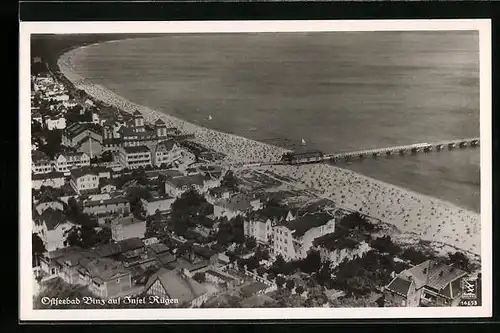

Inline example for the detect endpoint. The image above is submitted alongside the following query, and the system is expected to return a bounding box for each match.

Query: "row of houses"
[38,238,228,306]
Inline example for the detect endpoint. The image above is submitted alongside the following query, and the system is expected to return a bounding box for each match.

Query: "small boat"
[301,138,306,146]
[208,115,212,121]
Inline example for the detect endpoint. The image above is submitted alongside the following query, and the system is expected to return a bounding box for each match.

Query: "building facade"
[54,152,90,174]
[118,146,152,169]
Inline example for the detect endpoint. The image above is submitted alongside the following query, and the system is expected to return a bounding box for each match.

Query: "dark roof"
[386,277,412,296]
[281,212,334,237]
[64,123,101,138]
[254,205,290,221]
[122,145,151,154]
[156,140,175,152]
[165,175,204,188]
[145,268,206,304]
[32,172,65,181]
[32,150,50,162]
[192,245,216,259]
[156,253,177,266]
[155,119,166,126]
[70,167,98,179]
[37,208,69,230]
[208,186,230,195]
[37,189,63,204]
[147,243,170,255]
[117,237,144,251]
[133,110,142,116]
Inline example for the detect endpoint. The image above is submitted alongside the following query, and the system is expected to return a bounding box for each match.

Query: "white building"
[140,196,176,216]
[32,150,53,174]
[33,208,75,252]
[213,194,263,220]
[55,152,90,174]
[318,241,372,267]
[32,172,65,190]
[271,212,336,261]
[164,174,205,198]
[44,115,66,131]
[154,140,184,167]
[118,145,152,169]
[70,168,100,195]
[83,195,130,216]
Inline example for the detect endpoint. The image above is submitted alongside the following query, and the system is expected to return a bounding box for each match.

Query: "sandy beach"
[57,46,481,257]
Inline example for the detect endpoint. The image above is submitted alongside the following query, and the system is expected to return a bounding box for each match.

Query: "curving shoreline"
[57,45,481,256]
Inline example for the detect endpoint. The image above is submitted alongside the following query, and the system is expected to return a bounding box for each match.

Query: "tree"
[126,186,152,218]
[400,248,429,265]
[295,285,305,296]
[230,216,245,244]
[281,152,294,163]
[285,279,295,291]
[298,250,322,274]
[245,236,257,250]
[65,225,107,249]
[221,170,239,192]
[370,236,401,256]
[276,276,286,288]
[448,251,470,272]
[32,233,46,267]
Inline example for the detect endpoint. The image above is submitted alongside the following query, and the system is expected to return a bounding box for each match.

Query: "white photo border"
[19,19,492,321]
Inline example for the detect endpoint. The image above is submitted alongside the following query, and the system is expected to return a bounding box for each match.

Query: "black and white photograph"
[19,20,492,320]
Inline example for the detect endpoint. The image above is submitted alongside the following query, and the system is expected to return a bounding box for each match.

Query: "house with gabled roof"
[31,150,53,174]
[33,208,75,252]
[78,257,132,298]
[271,212,336,261]
[144,268,208,307]
[32,172,66,190]
[54,151,90,174]
[62,123,103,158]
[70,167,99,195]
[384,259,469,307]
[34,189,65,215]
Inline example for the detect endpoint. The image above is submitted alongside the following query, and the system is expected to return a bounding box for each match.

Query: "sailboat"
[301,138,306,146]
[208,115,213,121]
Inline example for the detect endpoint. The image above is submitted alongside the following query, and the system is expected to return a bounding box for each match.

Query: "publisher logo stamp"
[461,277,478,299]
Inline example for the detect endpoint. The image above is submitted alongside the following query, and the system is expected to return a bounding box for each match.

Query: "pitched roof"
[386,276,412,296]
[112,215,145,227]
[70,167,98,179]
[401,260,468,291]
[32,172,65,181]
[32,150,50,162]
[118,237,144,252]
[281,212,334,237]
[192,245,216,259]
[123,145,151,154]
[133,110,142,116]
[79,257,130,283]
[64,123,101,138]
[155,119,166,126]
[37,208,69,230]
[145,268,206,304]
[156,140,175,152]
